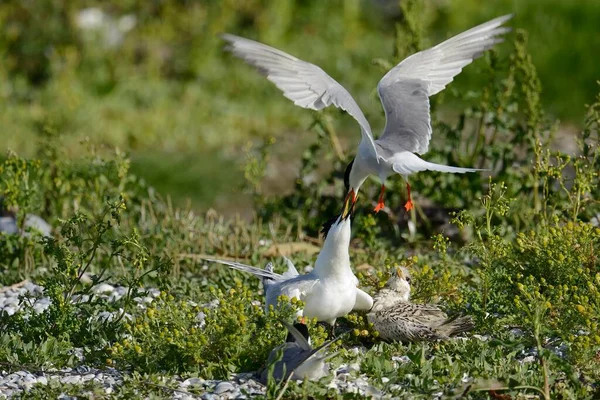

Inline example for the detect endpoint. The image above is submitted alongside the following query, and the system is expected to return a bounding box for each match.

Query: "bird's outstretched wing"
[376,15,513,155]
[222,33,378,158]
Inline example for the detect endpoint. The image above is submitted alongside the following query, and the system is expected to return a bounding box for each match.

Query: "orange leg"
[373,185,386,213]
[404,183,414,211]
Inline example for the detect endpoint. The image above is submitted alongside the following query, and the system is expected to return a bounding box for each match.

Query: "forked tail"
[392,152,489,175]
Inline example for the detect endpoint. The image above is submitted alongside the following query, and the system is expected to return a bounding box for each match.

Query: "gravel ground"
[2,281,554,399]
[0,281,388,399]
[0,281,555,399]
[0,364,388,399]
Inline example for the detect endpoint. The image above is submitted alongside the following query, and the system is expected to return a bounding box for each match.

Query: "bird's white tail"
[392,152,488,175]
[422,161,485,174]
[204,258,283,280]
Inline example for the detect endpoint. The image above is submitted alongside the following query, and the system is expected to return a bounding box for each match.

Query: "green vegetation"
[0,1,599,399]
[0,1,598,210]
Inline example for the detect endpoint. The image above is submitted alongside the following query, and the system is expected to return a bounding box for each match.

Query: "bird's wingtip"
[493,14,514,24]
[220,32,236,41]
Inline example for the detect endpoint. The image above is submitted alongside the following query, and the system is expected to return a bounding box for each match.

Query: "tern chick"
[259,321,339,384]
[368,267,474,342]
[206,216,373,325]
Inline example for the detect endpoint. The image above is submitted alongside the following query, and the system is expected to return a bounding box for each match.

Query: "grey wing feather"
[265,275,317,309]
[438,314,475,336]
[293,332,341,377]
[376,14,512,155]
[282,256,300,278]
[204,258,284,281]
[368,302,452,342]
[281,321,311,351]
[260,343,306,383]
[222,33,378,158]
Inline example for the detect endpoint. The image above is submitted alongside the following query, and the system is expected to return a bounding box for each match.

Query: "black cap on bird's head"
[343,159,354,193]
[341,158,357,220]
[285,323,310,343]
[320,213,347,239]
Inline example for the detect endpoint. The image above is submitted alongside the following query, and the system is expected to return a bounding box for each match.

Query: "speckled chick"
[367,267,474,342]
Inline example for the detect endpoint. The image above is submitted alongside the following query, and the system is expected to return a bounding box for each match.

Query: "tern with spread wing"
[205,216,373,325]
[222,15,512,215]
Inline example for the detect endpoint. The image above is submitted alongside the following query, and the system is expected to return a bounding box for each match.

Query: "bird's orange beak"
[341,189,357,220]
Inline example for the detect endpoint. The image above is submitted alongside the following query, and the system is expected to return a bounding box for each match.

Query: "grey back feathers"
[259,321,339,384]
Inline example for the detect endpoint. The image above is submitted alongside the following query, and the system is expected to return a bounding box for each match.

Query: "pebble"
[181,377,204,387]
[61,375,83,385]
[4,297,19,307]
[215,381,235,394]
[348,363,361,373]
[0,282,407,399]
[93,283,115,294]
[0,361,399,399]
[3,306,17,316]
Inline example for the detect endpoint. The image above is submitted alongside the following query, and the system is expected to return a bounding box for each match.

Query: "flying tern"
[367,267,474,342]
[205,215,373,325]
[259,321,339,384]
[222,15,512,215]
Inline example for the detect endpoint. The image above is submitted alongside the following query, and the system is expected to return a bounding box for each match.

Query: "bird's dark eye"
[405,277,411,284]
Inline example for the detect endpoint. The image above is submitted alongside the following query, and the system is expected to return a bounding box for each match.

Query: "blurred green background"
[1,0,598,214]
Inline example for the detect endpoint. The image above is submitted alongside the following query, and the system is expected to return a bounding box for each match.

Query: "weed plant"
[0,3,599,399]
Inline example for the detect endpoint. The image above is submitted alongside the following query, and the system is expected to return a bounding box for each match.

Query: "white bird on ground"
[205,215,373,326]
[222,15,512,215]
[367,267,474,342]
[259,321,339,384]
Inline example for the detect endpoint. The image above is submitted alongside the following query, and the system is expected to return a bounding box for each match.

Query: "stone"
[92,283,115,294]
[181,377,204,387]
[214,381,235,394]
[61,375,83,385]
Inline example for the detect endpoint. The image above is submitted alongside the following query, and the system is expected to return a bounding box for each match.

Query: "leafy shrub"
[0,3,598,398]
